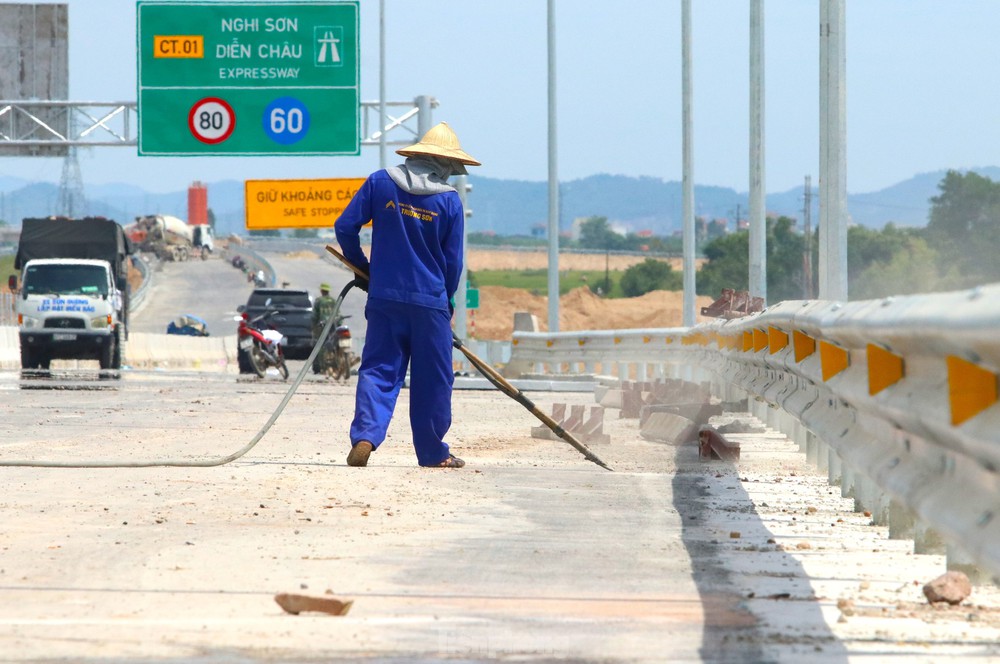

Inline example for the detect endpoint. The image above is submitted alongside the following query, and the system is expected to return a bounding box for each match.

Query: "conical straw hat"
[396,122,480,166]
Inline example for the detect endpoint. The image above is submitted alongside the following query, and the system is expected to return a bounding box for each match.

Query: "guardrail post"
[947,544,996,586]
[840,463,857,501]
[859,480,890,526]
[914,520,947,555]
[888,500,915,540]
[815,436,829,473]
[827,447,842,486]
[805,430,819,463]
[791,421,806,454]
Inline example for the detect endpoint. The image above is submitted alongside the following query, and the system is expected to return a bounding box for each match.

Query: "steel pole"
[682,0,695,327]
[831,0,848,300]
[749,0,766,304]
[415,95,432,139]
[378,0,386,168]
[819,0,847,301]
[547,0,560,332]
[454,174,469,343]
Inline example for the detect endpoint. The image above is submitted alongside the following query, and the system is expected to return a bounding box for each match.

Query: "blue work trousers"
[350,297,455,466]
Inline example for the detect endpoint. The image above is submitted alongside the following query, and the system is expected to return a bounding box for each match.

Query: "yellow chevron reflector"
[752,328,768,352]
[819,341,849,381]
[867,344,904,395]
[793,330,816,362]
[743,331,753,352]
[768,327,789,354]
[947,355,998,426]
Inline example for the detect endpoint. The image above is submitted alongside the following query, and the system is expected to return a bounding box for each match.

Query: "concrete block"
[639,412,698,445]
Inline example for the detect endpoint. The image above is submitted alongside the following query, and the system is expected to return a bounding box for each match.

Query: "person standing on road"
[334,122,479,469]
[312,282,337,341]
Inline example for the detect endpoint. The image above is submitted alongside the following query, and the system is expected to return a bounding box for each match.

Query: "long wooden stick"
[325,244,613,471]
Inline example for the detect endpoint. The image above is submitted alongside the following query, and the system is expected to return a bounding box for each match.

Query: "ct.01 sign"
[137,1,359,156]
[245,178,365,229]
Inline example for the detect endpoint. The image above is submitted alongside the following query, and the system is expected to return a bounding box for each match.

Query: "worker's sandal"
[347,441,373,467]
[435,454,465,468]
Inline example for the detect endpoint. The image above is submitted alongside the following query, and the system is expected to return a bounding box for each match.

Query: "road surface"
[1,243,998,661]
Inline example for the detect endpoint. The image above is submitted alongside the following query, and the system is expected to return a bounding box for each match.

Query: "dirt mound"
[470,285,714,340]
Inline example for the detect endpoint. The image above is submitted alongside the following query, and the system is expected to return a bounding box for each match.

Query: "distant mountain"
[1,167,993,236]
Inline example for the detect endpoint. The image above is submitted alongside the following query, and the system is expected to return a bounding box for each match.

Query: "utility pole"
[547,0,560,332]
[803,175,813,298]
[378,0,386,169]
[819,0,847,301]
[748,0,766,304]
[681,0,695,327]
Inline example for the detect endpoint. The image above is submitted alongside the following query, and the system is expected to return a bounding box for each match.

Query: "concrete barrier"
[0,325,236,372]
[125,332,236,371]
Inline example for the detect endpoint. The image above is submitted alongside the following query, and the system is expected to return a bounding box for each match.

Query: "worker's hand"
[448,296,455,317]
[352,277,369,293]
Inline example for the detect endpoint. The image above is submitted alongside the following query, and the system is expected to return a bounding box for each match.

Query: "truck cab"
[13,258,124,369]
[192,225,214,257]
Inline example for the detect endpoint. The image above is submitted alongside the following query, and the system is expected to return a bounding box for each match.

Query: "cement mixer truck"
[127,214,212,261]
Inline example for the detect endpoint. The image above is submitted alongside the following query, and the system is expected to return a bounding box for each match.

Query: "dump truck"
[9,217,132,370]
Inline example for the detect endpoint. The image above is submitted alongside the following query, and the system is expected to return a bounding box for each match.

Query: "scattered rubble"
[923,571,973,606]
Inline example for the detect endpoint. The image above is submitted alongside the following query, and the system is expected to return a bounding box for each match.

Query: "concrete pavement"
[0,366,998,662]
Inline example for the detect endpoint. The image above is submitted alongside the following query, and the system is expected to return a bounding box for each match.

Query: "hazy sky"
[2,0,999,195]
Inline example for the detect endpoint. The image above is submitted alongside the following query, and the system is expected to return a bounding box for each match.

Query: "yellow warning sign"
[244,178,366,230]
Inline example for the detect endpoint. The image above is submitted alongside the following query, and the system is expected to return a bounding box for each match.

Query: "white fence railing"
[0,291,13,327]
[510,284,1000,579]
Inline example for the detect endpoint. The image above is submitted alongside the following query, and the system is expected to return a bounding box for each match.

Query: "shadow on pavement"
[672,442,849,662]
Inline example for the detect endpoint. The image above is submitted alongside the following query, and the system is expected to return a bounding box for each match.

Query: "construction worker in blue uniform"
[335,122,479,468]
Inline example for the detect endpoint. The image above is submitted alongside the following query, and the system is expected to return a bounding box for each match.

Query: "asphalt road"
[130,241,368,345]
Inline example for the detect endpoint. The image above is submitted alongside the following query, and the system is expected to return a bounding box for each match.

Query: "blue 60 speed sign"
[188,97,236,144]
[263,97,311,146]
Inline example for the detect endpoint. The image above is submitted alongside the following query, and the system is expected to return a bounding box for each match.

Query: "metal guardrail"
[220,245,276,288]
[510,284,1000,578]
[129,253,151,315]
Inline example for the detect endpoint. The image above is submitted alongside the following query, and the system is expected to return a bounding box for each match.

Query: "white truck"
[9,217,132,371]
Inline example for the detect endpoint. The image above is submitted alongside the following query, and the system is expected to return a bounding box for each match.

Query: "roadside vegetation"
[475,169,999,303]
[0,255,14,288]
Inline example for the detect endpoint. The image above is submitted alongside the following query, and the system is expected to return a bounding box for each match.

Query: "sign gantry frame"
[0,99,432,150]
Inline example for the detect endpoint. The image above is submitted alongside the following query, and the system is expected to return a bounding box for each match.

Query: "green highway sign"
[137,1,359,156]
[466,287,479,310]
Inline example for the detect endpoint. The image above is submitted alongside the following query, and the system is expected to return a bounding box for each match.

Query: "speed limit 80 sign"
[137,1,359,156]
[188,97,235,144]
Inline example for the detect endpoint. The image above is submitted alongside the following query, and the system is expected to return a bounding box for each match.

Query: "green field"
[469,269,625,298]
[0,254,14,284]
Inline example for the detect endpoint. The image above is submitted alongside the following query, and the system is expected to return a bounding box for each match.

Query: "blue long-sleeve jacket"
[335,168,464,311]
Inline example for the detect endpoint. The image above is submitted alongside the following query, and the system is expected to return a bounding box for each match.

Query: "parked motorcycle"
[236,307,290,380]
[312,311,357,381]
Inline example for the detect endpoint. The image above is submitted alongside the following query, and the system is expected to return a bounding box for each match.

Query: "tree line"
[256,169,999,303]
[498,169,999,302]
